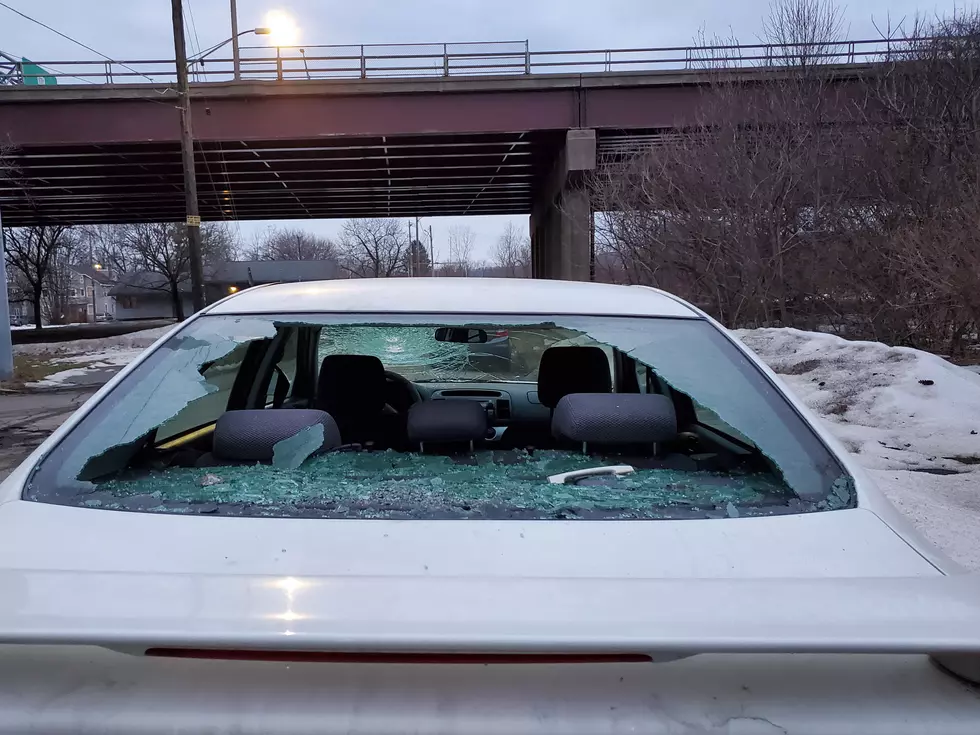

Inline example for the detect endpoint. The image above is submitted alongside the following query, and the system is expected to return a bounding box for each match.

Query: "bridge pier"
[530,129,596,281]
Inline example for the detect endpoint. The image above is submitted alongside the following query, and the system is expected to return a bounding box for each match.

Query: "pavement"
[0,387,97,482]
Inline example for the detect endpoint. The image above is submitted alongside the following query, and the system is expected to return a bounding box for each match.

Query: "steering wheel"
[384,370,423,413]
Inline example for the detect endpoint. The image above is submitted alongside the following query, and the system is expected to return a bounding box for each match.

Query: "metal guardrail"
[0,38,926,87]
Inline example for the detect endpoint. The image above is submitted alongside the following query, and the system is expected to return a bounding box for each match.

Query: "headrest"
[552,393,677,445]
[317,354,386,415]
[407,401,488,445]
[213,409,341,462]
[537,346,612,409]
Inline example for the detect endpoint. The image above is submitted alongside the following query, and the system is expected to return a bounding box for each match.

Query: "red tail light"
[493,330,509,338]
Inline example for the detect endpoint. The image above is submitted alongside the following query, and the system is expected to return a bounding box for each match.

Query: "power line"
[184,0,204,81]
[0,1,161,83]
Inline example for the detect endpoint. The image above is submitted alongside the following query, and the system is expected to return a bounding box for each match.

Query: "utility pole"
[171,0,207,313]
[415,215,421,276]
[407,220,413,276]
[429,225,434,277]
[230,0,241,81]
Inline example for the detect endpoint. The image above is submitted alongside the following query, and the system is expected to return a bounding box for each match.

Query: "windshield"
[315,325,602,383]
[26,313,851,520]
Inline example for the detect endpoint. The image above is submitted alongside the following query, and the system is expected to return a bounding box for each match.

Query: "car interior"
[108,322,774,484]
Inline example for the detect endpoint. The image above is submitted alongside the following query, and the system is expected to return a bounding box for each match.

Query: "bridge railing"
[0,37,928,87]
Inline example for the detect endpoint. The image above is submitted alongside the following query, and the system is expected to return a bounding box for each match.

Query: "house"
[209,260,338,293]
[110,260,338,321]
[65,266,116,322]
[110,272,196,322]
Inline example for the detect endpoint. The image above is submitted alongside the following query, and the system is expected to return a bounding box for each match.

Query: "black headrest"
[317,354,386,415]
[407,401,488,445]
[552,393,677,445]
[537,346,612,409]
[213,409,341,462]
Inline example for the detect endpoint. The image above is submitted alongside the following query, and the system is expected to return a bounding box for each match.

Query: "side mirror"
[435,327,488,344]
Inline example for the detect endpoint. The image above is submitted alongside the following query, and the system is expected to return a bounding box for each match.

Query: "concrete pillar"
[530,128,596,281]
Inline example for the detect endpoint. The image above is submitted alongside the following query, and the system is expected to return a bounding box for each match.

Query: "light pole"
[230,0,241,81]
[189,26,271,78]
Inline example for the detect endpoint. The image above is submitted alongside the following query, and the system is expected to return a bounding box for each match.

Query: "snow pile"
[10,322,88,331]
[14,325,176,389]
[736,328,980,473]
[13,325,174,359]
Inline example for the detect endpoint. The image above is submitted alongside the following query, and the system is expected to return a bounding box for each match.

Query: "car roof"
[206,278,701,318]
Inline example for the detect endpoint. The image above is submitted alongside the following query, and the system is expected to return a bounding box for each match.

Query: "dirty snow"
[736,328,980,472]
[13,326,174,358]
[10,322,88,331]
[737,328,980,569]
[15,326,176,389]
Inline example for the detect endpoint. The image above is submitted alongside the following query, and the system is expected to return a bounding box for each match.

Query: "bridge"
[0,39,887,280]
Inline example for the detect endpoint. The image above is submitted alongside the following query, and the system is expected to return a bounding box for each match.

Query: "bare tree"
[200,222,238,268]
[77,224,136,275]
[491,222,531,278]
[592,0,855,328]
[43,236,83,325]
[336,218,407,278]
[762,0,847,68]
[442,225,476,276]
[3,224,74,329]
[245,226,336,262]
[124,222,190,320]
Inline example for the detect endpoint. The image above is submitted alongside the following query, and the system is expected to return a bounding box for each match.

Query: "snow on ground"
[737,328,980,569]
[14,326,175,389]
[13,326,174,359]
[10,322,88,331]
[736,328,980,473]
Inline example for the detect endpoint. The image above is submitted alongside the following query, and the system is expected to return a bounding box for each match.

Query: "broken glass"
[32,317,276,496]
[272,424,325,470]
[85,450,802,520]
[26,312,850,517]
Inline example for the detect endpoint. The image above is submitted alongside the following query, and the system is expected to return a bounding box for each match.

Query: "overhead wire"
[184,0,204,81]
[0,1,163,84]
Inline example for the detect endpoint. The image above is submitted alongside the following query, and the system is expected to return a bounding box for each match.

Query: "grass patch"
[0,355,88,390]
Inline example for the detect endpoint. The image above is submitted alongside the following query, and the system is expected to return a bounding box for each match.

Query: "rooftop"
[206,278,700,318]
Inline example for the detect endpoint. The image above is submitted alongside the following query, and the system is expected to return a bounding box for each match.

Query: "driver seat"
[315,355,399,447]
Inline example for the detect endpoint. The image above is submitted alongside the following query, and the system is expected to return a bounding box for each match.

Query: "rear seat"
[198,409,341,466]
[407,400,489,452]
[551,393,677,455]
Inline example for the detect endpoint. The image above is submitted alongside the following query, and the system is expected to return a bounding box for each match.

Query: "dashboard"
[415,382,550,428]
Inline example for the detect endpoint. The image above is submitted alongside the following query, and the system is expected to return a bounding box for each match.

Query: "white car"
[1,278,978,734]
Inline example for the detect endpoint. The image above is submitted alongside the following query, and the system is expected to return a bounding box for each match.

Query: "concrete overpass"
[0,40,883,280]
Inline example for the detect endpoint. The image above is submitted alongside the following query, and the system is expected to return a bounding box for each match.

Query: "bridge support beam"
[530,129,596,281]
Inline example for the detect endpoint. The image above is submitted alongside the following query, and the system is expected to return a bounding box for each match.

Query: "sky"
[1,0,969,259]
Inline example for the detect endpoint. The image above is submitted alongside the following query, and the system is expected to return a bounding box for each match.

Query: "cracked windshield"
[26,315,849,521]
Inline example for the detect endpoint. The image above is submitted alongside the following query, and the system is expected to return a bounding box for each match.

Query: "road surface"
[0,388,97,482]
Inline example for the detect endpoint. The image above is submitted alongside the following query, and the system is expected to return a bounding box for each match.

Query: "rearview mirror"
[434,327,488,344]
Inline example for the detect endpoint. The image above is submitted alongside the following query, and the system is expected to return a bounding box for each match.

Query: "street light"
[189,26,271,79]
[263,10,300,47]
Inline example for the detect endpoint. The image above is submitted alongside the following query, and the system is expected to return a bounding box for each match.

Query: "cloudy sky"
[1,0,966,259]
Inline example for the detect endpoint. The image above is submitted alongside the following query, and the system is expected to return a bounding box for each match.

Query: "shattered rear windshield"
[25,313,852,520]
